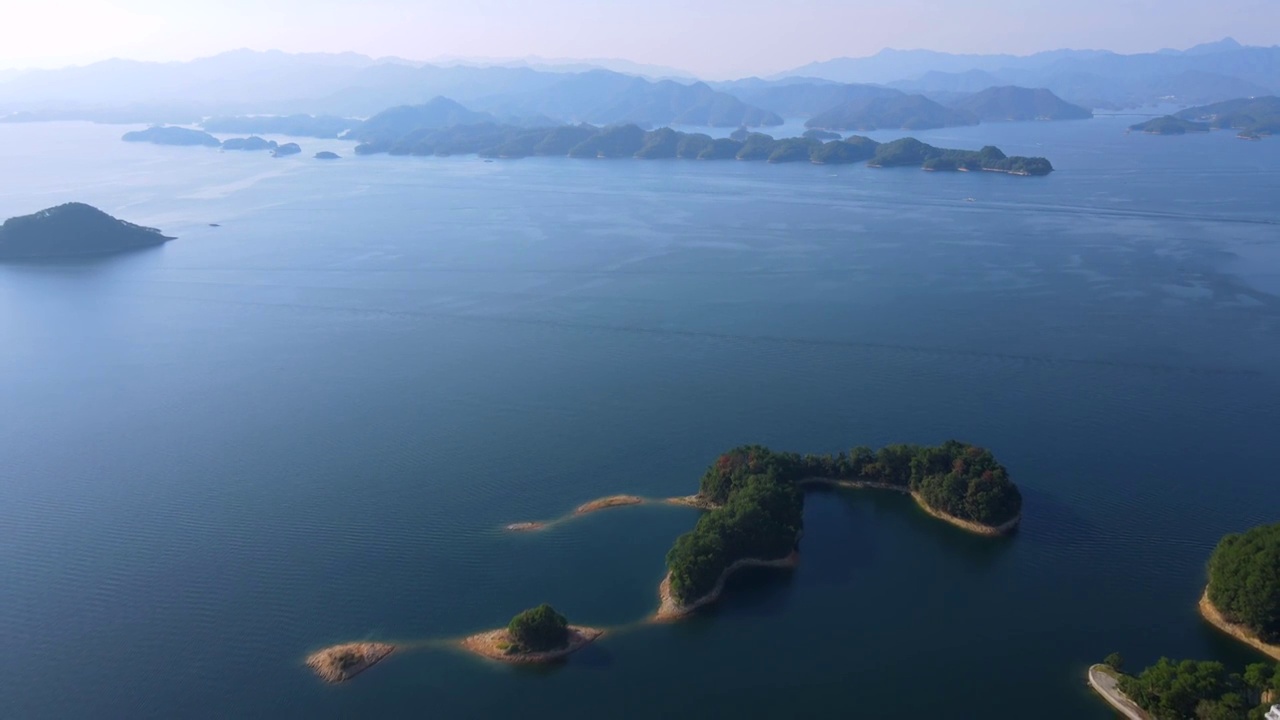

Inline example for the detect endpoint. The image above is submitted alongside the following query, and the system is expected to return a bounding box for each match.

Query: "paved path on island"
[1088,665,1150,720]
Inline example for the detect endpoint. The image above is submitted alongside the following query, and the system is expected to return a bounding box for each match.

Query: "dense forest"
[506,604,569,652]
[664,441,1022,604]
[1207,523,1280,643]
[1110,655,1280,720]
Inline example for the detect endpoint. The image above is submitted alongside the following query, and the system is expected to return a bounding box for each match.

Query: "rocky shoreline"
[653,552,800,622]
[799,477,1019,536]
[1199,590,1280,660]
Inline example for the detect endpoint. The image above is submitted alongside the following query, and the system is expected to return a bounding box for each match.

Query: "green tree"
[507,604,569,652]
[1207,523,1280,643]
[1105,652,1126,672]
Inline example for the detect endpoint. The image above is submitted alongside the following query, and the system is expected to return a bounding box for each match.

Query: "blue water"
[0,118,1277,718]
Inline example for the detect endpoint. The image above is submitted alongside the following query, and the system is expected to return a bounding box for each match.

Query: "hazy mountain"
[779,39,1280,108]
[806,94,977,131]
[949,87,1092,121]
[344,97,496,142]
[0,51,770,128]
[466,71,782,127]
[427,55,696,80]
[724,82,903,118]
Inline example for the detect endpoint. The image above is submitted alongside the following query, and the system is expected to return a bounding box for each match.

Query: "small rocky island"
[0,202,173,259]
[314,151,341,160]
[460,604,602,664]
[221,136,278,151]
[272,143,302,157]
[122,126,221,146]
[1129,116,1211,135]
[305,642,395,684]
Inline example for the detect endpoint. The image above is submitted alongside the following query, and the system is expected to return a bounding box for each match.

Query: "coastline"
[798,477,1019,537]
[305,642,395,684]
[653,551,799,622]
[459,626,604,664]
[1199,589,1280,661]
[910,492,1021,537]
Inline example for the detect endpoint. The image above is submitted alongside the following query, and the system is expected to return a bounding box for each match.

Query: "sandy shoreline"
[663,494,722,511]
[459,626,604,663]
[799,477,1019,536]
[653,552,800,622]
[1199,590,1280,660]
[574,495,644,514]
[305,642,395,683]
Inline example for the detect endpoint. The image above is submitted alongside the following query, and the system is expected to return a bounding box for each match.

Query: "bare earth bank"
[459,626,604,663]
[1199,590,1280,661]
[306,642,395,683]
[654,552,800,622]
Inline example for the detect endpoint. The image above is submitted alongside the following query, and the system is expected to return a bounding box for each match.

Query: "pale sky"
[3,0,1277,78]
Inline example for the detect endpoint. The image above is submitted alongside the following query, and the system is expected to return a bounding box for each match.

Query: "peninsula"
[0,203,173,259]
[459,604,602,664]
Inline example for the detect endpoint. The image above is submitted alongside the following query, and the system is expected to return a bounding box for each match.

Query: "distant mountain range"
[779,38,1280,109]
[0,39,1275,130]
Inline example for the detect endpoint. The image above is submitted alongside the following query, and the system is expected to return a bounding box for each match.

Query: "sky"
[2,0,1278,78]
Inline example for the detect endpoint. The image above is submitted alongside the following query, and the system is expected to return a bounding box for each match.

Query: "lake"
[0,118,1277,718]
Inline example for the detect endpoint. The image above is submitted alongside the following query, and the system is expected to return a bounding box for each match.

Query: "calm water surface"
[0,119,1278,718]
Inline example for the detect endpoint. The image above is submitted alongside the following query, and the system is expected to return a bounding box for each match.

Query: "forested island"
[0,203,173,259]
[659,441,1022,615]
[1094,654,1279,719]
[122,126,221,146]
[1130,116,1211,135]
[348,123,1053,175]
[1176,96,1280,140]
[459,604,603,664]
[1204,522,1280,659]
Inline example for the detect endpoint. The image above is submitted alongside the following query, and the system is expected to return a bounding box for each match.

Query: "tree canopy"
[1207,523,1280,643]
[1116,656,1280,720]
[507,604,570,652]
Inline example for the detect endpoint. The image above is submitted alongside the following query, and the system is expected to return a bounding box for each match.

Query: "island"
[345,121,1052,175]
[221,136,278,151]
[272,143,302,157]
[0,203,173,259]
[121,126,221,147]
[1129,116,1211,135]
[1176,96,1280,140]
[1091,653,1279,719]
[305,642,395,684]
[314,151,341,160]
[802,128,842,141]
[1203,522,1280,660]
[459,604,602,664]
